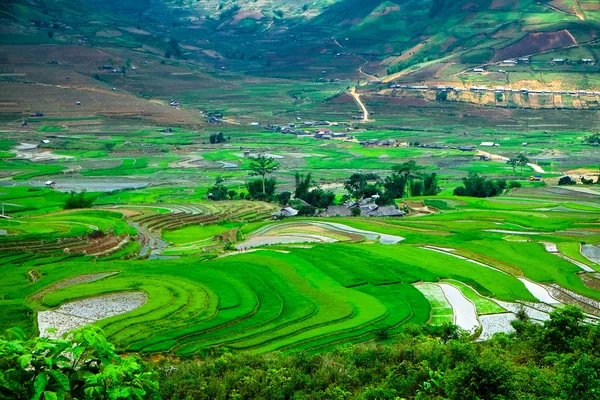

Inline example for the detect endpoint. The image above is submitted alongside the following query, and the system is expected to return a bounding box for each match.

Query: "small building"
[473,68,485,73]
[582,59,594,65]
[518,57,530,64]
[522,142,528,147]
[44,180,56,189]
[552,59,565,64]
[317,205,353,218]
[366,206,405,218]
[271,207,299,220]
[75,101,81,105]
[480,142,499,147]
[40,139,50,144]
[458,146,476,152]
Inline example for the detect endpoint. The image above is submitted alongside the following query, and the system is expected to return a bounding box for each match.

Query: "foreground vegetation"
[3,306,600,399]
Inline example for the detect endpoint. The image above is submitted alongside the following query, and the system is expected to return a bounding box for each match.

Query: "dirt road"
[477,150,546,173]
[348,87,370,122]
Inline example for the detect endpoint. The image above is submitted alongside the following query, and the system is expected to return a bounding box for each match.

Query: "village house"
[271,207,299,219]
[480,142,499,147]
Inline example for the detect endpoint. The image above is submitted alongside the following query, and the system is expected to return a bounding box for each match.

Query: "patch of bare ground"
[38,291,146,338]
[581,273,600,290]
[490,0,519,10]
[492,30,577,61]
[30,272,119,301]
[547,283,600,316]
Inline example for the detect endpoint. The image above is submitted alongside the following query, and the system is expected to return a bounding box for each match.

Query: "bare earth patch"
[38,291,147,338]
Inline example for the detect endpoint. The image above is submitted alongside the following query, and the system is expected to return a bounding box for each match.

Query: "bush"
[64,191,94,209]
[558,176,576,185]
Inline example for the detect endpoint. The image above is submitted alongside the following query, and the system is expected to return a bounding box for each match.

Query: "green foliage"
[453,173,507,198]
[207,177,228,201]
[246,178,277,200]
[63,191,94,210]
[150,306,600,399]
[559,176,577,185]
[0,326,160,400]
[249,155,279,194]
[295,173,335,208]
[209,132,227,144]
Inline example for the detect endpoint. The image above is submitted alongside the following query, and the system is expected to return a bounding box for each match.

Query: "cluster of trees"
[207,177,238,201]
[5,306,598,399]
[208,132,228,144]
[585,133,600,145]
[294,173,335,208]
[63,191,94,210]
[343,161,440,205]
[507,153,530,176]
[453,173,520,198]
[559,175,600,185]
[164,39,182,59]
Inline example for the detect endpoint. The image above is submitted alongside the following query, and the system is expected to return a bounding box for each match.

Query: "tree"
[453,173,506,198]
[64,191,94,209]
[344,173,368,201]
[294,173,312,200]
[227,190,237,200]
[249,155,279,194]
[381,173,407,204]
[208,177,228,201]
[507,157,518,176]
[422,173,440,196]
[247,178,277,200]
[305,188,335,208]
[543,305,587,352]
[516,153,530,176]
[0,326,160,400]
[277,191,291,205]
[351,207,361,217]
[558,176,576,185]
[392,161,423,197]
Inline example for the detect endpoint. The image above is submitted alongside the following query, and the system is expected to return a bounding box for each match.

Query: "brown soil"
[490,0,519,9]
[492,30,577,61]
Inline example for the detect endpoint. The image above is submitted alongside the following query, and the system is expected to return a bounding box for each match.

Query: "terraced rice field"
[2,190,600,353]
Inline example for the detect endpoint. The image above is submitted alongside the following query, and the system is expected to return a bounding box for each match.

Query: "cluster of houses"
[271,196,406,220]
[499,57,594,66]
[390,83,600,96]
[359,139,407,147]
[264,123,355,140]
[204,112,223,123]
[319,196,405,218]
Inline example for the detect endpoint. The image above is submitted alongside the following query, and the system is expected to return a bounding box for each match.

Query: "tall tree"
[507,157,518,176]
[249,155,279,193]
[294,172,312,200]
[516,153,530,176]
[393,161,423,197]
[344,173,368,201]
[423,173,440,196]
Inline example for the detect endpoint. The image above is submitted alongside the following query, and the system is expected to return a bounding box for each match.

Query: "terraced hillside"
[3,187,600,353]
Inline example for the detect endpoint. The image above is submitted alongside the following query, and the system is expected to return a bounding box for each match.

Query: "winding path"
[348,87,370,122]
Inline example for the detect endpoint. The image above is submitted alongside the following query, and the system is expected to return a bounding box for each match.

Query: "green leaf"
[43,391,58,400]
[32,372,49,400]
[48,370,70,392]
[17,354,32,368]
